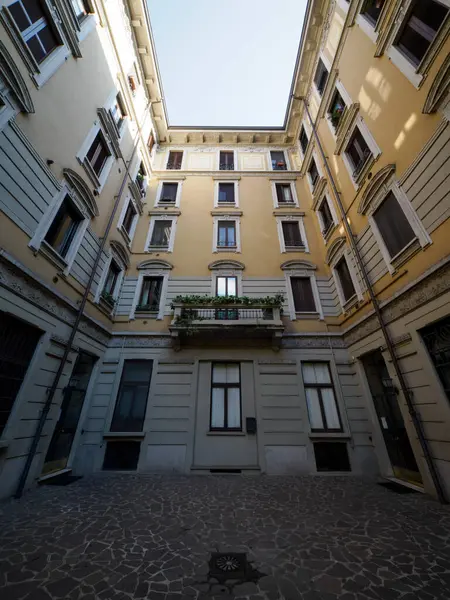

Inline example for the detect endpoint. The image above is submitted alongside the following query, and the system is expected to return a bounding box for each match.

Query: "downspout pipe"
[14,104,151,499]
[301,98,447,504]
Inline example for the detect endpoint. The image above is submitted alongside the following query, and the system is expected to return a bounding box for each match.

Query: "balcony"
[170,300,284,350]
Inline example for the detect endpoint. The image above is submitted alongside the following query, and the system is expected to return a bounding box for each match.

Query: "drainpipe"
[14,103,151,499]
[301,98,447,504]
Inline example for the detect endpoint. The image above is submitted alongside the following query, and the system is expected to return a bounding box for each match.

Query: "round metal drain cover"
[215,555,242,572]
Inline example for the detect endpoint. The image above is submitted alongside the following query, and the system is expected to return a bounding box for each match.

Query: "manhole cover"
[209,553,247,580]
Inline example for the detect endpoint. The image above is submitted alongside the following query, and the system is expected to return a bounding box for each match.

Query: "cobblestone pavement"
[1,475,450,600]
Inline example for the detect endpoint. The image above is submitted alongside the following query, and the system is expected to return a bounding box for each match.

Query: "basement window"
[103,441,141,470]
[314,442,351,471]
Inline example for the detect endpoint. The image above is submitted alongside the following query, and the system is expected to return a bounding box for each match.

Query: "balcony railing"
[219,163,234,170]
[166,161,182,170]
[272,162,287,171]
[170,302,284,349]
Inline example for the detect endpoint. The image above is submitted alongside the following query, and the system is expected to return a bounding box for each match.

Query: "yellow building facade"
[0,0,449,500]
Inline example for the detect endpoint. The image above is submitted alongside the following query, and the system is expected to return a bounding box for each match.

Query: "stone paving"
[1,475,450,600]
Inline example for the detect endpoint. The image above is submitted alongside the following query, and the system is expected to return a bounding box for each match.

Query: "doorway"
[361,350,422,484]
[42,351,97,475]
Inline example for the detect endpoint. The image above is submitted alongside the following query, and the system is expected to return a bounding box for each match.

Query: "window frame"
[313,57,330,97]
[332,252,362,310]
[356,0,389,42]
[282,263,323,320]
[301,361,344,433]
[366,180,431,272]
[210,362,242,432]
[130,269,170,320]
[341,118,381,188]
[155,179,183,208]
[268,149,290,171]
[166,149,184,170]
[276,216,309,253]
[214,179,239,208]
[28,184,89,274]
[316,193,339,242]
[325,81,352,139]
[96,255,124,310]
[271,180,299,208]
[213,215,241,253]
[306,153,324,195]
[145,215,178,253]
[217,149,237,171]
[117,195,139,246]
[76,119,115,192]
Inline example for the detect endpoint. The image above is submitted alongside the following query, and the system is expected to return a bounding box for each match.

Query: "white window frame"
[155,179,183,208]
[336,0,350,14]
[325,80,353,139]
[63,0,96,42]
[367,180,431,273]
[211,271,242,297]
[386,0,450,88]
[316,193,339,240]
[214,180,240,208]
[1,0,71,88]
[165,148,185,170]
[331,250,363,310]
[95,252,124,306]
[306,152,324,196]
[117,195,139,247]
[268,149,291,171]
[342,117,381,189]
[76,120,115,192]
[356,0,382,43]
[298,121,310,159]
[130,270,170,320]
[216,149,238,171]
[313,53,332,102]
[271,180,299,208]
[284,270,323,320]
[105,88,128,142]
[145,215,177,253]
[130,150,150,197]
[0,86,16,131]
[213,215,241,253]
[28,183,89,274]
[276,216,309,253]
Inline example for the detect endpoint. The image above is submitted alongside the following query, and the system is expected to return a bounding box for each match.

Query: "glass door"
[42,351,96,474]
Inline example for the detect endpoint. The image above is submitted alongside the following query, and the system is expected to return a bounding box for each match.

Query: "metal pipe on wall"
[301,98,447,504]
[14,103,151,499]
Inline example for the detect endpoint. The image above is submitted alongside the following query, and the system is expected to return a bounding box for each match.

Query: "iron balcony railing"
[171,303,283,326]
[166,161,182,170]
[219,163,235,170]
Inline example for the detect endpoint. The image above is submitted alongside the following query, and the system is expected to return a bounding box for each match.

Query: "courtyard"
[0,475,449,600]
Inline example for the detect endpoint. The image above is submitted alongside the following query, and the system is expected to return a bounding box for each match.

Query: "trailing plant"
[171,293,284,308]
[173,308,207,335]
[100,290,116,306]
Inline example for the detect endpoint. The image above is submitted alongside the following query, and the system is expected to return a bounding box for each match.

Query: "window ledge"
[134,311,159,319]
[284,247,307,253]
[215,248,239,253]
[309,432,350,439]
[387,46,423,89]
[33,45,71,89]
[273,207,303,213]
[207,431,245,436]
[294,312,320,320]
[215,203,238,209]
[103,432,146,439]
[343,294,360,313]
[78,15,97,43]
[149,209,181,216]
[146,247,170,253]
[118,225,132,248]
[356,14,377,43]
[323,224,337,243]
[389,238,421,273]
[39,242,68,271]
[211,210,243,216]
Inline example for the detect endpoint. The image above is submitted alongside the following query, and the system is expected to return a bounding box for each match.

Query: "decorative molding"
[110,240,130,268]
[325,236,347,265]
[109,336,172,348]
[137,259,173,270]
[0,40,34,113]
[380,333,412,351]
[63,168,99,217]
[53,0,82,58]
[358,164,396,214]
[208,260,245,271]
[281,337,346,349]
[211,210,243,217]
[423,54,450,114]
[280,260,316,271]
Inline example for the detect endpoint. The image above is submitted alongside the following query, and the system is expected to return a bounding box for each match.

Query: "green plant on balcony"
[171,293,284,307]
[330,104,345,129]
[100,290,116,306]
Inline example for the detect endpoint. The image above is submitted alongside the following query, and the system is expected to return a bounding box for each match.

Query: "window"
[218,182,235,204]
[135,162,147,196]
[8,0,59,64]
[148,132,155,154]
[219,151,234,170]
[210,363,241,431]
[372,191,416,258]
[360,0,386,25]
[319,198,335,236]
[71,0,92,21]
[44,196,82,258]
[103,441,141,470]
[159,182,178,204]
[314,442,351,471]
[86,130,111,177]
[314,59,329,95]
[275,183,294,204]
[282,222,304,250]
[216,276,237,297]
[110,360,153,432]
[217,221,236,249]
[345,128,371,178]
[138,277,163,311]
[394,0,448,67]
[308,158,320,188]
[335,257,356,302]
[328,89,346,131]
[120,200,137,240]
[0,312,41,438]
[299,126,309,154]
[421,315,450,401]
[101,260,120,304]
[302,362,342,432]
[149,220,172,249]
[271,151,287,170]
[167,151,183,170]
[291,277,316,312]
[110,94,126,133]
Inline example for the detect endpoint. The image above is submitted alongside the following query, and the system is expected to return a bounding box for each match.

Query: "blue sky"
[147,0,307,127]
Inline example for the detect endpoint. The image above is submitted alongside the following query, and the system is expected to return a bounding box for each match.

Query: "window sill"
[389,238,421,273]
[103,432,145,439]
[309,432,350,439]
[118,225,132,248]
[134,311,159,319]
[78,14,96,43]
[215,248,240,253]
[356,14,377,43]
[284,246,307,253]
[39,242,68,271]
[294,312,320,320]
[387,46,423,89]
[207,431,245,436]
[215,203,238,209]
[342,294,360,313]
[322,224,337,244]
[33,45,70,89]
[146,247,170,253]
